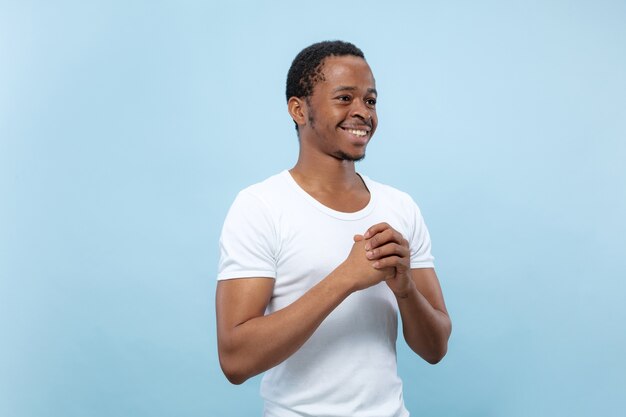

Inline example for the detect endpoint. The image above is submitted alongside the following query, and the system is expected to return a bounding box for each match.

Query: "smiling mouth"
[342,127,369,137]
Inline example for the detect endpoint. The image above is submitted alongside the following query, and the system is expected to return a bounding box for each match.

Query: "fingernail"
[366,251,373,259]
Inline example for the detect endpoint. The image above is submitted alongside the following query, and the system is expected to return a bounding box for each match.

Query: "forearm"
[218,270,353,384]
[396,280,452,364]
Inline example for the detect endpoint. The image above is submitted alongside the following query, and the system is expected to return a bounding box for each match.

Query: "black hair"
[286,40,365,102]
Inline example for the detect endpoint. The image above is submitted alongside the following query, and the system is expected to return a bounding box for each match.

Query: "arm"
[215,238,394,384]
[363,223,451,364]
[396,268,451,363]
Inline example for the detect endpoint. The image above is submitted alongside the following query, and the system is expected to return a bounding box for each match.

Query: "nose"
[350,100,372,124]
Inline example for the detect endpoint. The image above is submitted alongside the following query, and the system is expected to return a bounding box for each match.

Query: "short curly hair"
[286,40,365,102]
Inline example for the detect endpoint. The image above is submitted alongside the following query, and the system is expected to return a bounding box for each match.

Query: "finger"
[353,234,365,242]
[372,255,406,270]
[366,228,405,250]
[366,242,410,261]
[364,222,390,239]
[365,228,391,250]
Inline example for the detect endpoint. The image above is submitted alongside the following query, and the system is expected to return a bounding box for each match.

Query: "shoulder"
[220,172,290,250]
[233,171,291,210]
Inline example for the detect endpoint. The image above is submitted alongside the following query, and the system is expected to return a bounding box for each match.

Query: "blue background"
[1,1,625,416]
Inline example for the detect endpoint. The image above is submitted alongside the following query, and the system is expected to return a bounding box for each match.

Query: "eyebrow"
[332,86,378,96]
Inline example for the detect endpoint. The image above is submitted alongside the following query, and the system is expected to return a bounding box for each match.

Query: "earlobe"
[288,97,307,128]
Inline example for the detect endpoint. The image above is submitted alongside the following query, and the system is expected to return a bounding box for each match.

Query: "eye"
[337,95,352,102]
[366,97,377,106]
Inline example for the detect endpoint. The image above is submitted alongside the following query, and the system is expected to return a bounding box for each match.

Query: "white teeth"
[347,129,367,137]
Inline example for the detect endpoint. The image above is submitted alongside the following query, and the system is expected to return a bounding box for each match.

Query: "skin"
[216,55,451,385]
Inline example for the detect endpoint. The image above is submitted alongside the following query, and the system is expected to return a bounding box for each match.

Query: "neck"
[289,142,370,213]
[290,149,362,192]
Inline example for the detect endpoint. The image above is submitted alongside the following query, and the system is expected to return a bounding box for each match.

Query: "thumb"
[353,234,364,242]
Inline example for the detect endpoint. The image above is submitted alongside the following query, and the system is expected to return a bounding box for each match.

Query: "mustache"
[340,119,373,130]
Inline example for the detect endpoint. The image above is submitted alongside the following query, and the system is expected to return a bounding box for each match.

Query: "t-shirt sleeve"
[408,199,435,269]
[217,190,278,280]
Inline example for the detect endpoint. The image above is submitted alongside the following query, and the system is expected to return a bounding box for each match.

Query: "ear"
[288,97,307,128]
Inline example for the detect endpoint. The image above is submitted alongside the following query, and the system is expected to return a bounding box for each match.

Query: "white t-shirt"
[218,170,435,417]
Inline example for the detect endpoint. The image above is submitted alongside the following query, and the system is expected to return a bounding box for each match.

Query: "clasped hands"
[346,222,413,298]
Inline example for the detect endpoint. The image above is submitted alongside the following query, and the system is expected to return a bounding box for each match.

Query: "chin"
[335,150,366,162]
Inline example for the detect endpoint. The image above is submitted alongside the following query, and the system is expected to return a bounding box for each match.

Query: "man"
[216,40,451,417]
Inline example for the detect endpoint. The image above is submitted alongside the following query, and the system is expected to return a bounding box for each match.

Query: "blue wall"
[1,1,625,416]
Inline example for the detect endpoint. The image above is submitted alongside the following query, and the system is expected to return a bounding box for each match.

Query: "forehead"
[316,55,376,92]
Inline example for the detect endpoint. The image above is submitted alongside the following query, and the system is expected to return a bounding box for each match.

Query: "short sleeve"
[217,190,278,280]
[408,200,435,269]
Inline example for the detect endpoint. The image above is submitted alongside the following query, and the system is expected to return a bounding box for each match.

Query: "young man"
[216,41,451,417]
